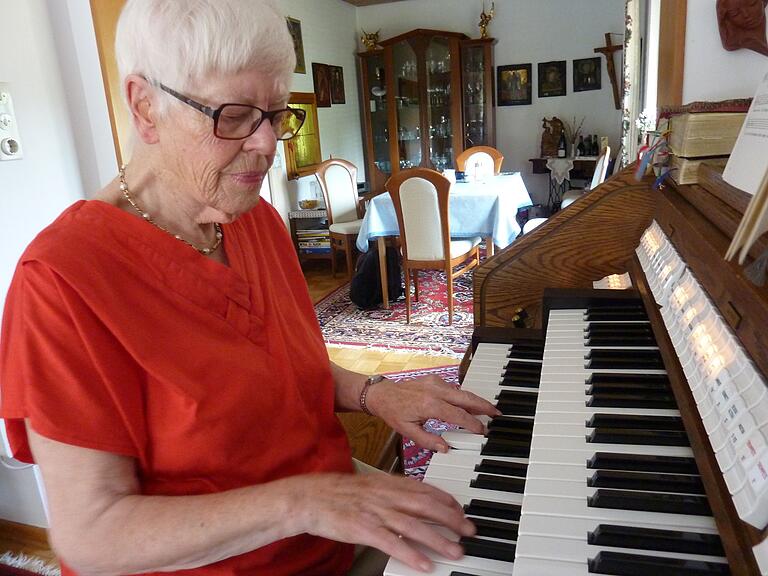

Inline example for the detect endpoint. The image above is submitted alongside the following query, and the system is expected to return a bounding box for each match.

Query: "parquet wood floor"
[0,259,459,562]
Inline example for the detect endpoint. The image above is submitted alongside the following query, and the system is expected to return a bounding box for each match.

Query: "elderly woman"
[0,1,499,575]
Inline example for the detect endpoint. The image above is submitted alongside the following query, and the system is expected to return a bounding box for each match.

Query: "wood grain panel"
[473,166,657,329]
[657,0,686,108]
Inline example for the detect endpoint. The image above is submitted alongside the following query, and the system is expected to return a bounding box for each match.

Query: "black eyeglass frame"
[157,82,306,141]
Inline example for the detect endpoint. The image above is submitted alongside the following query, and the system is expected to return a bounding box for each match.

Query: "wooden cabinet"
[358,29,495,193]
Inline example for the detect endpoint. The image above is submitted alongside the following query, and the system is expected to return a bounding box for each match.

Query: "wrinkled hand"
[293,472,476,572]
[365,375,500,453]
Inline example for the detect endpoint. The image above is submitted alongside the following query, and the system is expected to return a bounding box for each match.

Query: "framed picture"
[286,17,306,74]
[538,60,566,98]
[573,57,602,92]
[329,65,345,104]
[497,63,532,106]
[312,63,331,107]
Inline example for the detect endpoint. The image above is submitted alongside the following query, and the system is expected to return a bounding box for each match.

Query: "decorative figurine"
[717,0,768,57]
[360,29,381,51]
[478,2,495,39]
[541,117,565,158]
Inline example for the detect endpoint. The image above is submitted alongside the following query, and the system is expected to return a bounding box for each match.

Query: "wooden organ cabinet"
[357,29,495,194]
[384,163,768,575]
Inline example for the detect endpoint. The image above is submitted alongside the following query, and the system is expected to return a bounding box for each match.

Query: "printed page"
[723,71,768,196]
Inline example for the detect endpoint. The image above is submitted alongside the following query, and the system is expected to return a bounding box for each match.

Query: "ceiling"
[341,0,410,6]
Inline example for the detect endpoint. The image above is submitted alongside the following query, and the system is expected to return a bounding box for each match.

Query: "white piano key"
[529,434,694,458]
[385,556,509,576]
[385,525,516,576]
[519,493,716,531]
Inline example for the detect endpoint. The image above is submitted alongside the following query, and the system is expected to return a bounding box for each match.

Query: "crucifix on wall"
[594,32,623,110]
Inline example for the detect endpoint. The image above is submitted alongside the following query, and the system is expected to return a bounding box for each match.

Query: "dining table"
[355,172,533,308]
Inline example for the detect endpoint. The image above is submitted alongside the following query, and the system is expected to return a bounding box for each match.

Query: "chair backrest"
[386,168,451,263]
[455,146,504,178]
[589,146,611,190]
[314,158,359,224]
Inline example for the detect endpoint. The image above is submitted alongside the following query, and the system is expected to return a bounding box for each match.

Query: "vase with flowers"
[562,116,586,158]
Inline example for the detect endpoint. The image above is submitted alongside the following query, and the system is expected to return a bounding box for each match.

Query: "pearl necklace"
[118,165,223,255]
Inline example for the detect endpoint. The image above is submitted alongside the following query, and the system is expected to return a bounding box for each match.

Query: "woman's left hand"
[364,375,501,453]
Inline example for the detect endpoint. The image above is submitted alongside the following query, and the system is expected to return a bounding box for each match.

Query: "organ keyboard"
[384,165,768,575]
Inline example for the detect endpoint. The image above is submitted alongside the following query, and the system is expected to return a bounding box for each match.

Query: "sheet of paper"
[723,71,768,196]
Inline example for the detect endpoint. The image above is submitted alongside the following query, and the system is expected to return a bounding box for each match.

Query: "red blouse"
[0,199,354,575]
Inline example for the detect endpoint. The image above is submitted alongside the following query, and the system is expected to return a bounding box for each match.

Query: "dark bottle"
[557,131,567,158]
[583,135,592,157]
[592,134,599,156]
[576,135,585,157]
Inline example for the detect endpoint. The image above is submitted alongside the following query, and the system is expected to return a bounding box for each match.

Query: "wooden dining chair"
[314,158,363,278]
[455,146,504,179]
[561,146,611,209]
[386,168,481,325]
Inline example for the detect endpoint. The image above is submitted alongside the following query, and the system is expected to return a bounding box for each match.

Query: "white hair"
[115,0,296,111]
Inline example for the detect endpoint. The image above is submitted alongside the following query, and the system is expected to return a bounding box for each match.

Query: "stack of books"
[296,228,331,254]
[667,112,746,185]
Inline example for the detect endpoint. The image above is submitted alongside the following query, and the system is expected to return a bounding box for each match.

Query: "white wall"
[356,0,625,203]
[683,0,768,103]
[276,0,365,213]
[0,0,86,527]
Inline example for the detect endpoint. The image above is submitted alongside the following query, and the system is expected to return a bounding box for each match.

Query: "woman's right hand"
[288,472,476,572]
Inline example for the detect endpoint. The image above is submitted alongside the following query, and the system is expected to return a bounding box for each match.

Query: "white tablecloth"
[356,172,533,252]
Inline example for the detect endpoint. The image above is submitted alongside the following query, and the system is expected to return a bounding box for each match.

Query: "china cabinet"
[358,29,496,193]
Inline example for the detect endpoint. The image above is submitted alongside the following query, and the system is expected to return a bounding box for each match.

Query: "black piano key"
[458,537,516,563]
[587,373,670,386]
[504,360,542,374]
[470,473,526,493]
[587,427,690,447]
[586,349,664,370]
[485,428,532,442]
[587,414,685,431]
[587,335,658,347]
[587,393,677,410]
[588,453,700,475]
[481,437,531,458]
[588,524,725,556]
[588,488,712,516]
[449,572,485,576]
[474,458,528,477]
[463,499,521,521]
[586,322,653,333]
[586,383,671,396]
[505,348,544,360]
[585,310,649,322]
[472,517,519,541]
[495,399,536,417]
[499,376,540,388]
[587,550,730,576]
[587,470,705,494]
[487,415,535,432]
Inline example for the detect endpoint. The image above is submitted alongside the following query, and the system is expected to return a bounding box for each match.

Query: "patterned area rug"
[383,365,461,479]
[315,269,474,358]
[0,553,59,576]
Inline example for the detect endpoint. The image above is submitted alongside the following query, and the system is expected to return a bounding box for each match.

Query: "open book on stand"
[724,71,768,265]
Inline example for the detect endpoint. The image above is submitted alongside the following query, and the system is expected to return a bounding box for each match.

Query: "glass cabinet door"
[426,36,453,171]
[461,43,489,148]
[392,40,421,170]
[365,52,391,176]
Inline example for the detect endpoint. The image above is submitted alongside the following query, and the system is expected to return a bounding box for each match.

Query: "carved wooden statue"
[717,0,768,57]
[541,117,564,158]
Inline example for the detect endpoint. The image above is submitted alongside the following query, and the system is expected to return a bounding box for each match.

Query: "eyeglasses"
[157,83,306,141]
